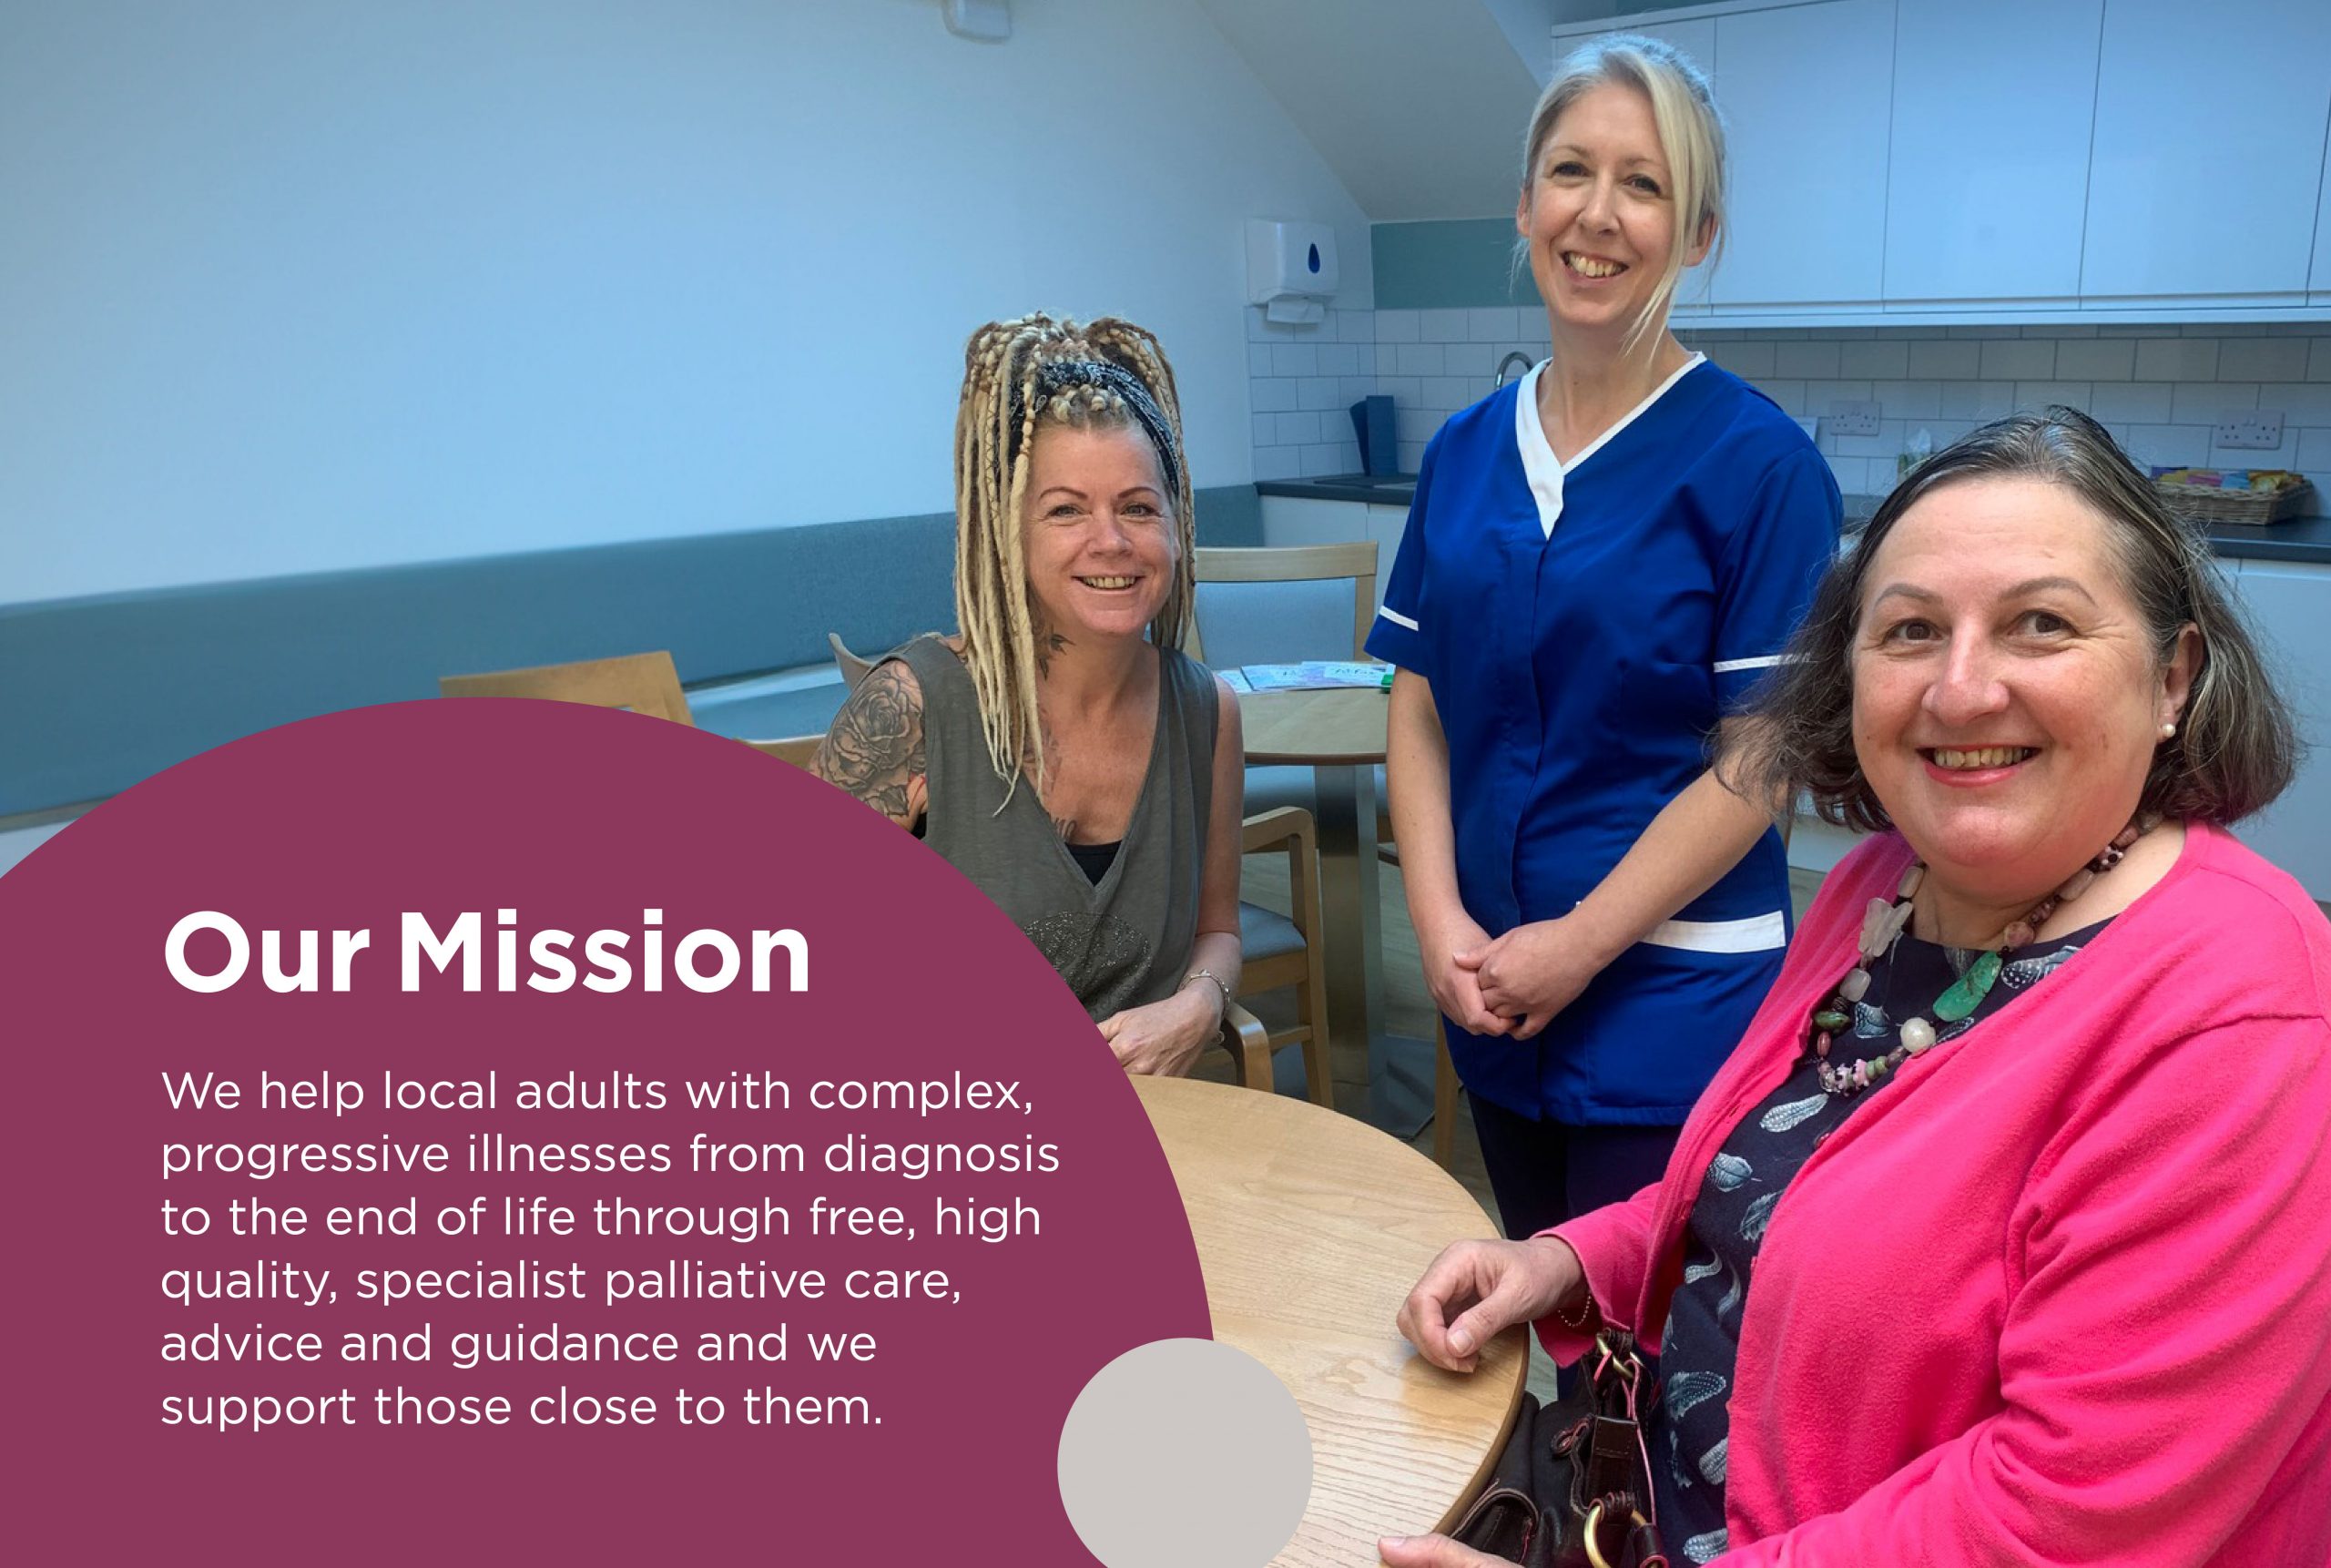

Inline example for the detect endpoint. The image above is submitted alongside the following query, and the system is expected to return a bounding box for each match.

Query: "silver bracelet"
[1182,968,1231,1011]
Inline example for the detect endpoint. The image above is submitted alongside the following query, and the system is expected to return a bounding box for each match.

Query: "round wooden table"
[1242,686,1391,768]
[1240,687,1437,1135]
[1132,1074,1526,1565]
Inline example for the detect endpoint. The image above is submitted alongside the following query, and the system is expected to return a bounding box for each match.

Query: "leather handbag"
[1448,1329,1669,1568]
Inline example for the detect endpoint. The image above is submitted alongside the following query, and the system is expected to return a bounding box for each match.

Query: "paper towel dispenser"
[1246,219,1339,324]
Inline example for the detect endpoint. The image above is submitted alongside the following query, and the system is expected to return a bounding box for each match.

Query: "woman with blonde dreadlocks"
[812,314,1246,1076]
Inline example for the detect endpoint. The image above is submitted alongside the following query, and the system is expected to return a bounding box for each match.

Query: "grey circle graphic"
[1058,1338,1312,1567]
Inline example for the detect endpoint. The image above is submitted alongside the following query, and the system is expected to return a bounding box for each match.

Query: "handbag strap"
[1580,1330,1667,1567]
[1586,1332,1656,1503]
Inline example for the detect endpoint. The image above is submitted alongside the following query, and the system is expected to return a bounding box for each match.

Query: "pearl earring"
[2160,721,2177,740]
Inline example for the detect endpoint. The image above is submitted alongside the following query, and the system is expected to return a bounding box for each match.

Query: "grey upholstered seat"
[1238,897,1306,963]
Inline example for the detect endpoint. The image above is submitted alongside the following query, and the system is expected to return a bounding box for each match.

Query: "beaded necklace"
[1806,816,2155,1097]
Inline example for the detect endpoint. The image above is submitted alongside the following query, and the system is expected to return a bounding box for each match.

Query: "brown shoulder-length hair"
[1727,406,2297,831]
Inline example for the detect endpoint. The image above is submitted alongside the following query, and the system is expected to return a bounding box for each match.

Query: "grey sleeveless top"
[894,636,1217,1022]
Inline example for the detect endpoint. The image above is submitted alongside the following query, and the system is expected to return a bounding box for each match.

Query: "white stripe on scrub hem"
[1512,351,1707,541]
[1376,605,1420,631]
[1640,910,1787,953]
[1712,653,1793,674]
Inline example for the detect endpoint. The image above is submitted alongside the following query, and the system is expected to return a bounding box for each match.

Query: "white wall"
[1192,0,1541,221]
[0,0,1370,606]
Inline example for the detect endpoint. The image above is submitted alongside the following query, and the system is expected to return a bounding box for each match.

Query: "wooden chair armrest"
[1219,1000,1274,1092]
[1240,805,1315,856]
[1240,805,1323,953]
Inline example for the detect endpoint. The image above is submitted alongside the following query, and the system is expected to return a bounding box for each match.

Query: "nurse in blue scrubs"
[1368,36,1839,1241]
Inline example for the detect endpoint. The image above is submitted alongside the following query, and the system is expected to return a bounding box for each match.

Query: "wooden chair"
[1194,545,1384,1115]
[1188,541,1378,665]
[1195,540,1393,842]
[1232,806,1334,1107]
[442,651,819,761]
[439,650,693,725]
[747,734,824,766]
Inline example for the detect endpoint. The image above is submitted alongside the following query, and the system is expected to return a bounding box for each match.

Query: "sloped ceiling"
[1192,0,1554,222]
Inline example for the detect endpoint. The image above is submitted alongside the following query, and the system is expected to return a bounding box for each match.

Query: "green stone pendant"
[1812,1007,1850,1033]
[1932,949,2003,1023]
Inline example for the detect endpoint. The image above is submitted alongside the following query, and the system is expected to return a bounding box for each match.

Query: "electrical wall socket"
[2217,409,2285,451]
[1827,400,1881,438]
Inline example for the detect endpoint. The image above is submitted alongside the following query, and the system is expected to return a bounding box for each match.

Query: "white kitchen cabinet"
[1364,503,1410,589]
[1710,0,1894,310]
[1538,0,2331,323]
[1883,0,2099,306]
[2227,559,2331,901]
[2081,0,2331,302]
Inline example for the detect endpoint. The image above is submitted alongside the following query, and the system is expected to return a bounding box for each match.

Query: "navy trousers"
[1467,1093,1681,1243]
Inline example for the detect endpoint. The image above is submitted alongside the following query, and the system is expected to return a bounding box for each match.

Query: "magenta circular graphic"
[5,700,1210,1563]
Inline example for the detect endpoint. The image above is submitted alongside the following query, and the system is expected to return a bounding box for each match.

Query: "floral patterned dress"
[1651,917,2110,1563]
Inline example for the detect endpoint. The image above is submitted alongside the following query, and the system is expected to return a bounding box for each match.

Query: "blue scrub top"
[1366,356,1840,1125]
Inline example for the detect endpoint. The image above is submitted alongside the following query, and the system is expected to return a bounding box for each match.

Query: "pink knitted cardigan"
[1546,822,2331,1564]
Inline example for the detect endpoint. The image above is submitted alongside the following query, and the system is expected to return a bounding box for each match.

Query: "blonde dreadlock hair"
[952,312,1196,799]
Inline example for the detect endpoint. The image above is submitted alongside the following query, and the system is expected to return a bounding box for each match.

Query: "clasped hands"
[1426,911,1612,1040]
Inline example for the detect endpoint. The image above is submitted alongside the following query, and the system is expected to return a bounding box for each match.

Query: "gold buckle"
[1582,1499,1649,1568]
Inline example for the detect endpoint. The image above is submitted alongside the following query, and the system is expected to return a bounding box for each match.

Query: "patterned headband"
[1013,359,1183,498]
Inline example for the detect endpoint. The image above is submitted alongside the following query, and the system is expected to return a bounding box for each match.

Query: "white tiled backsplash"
[1247,305,2331,504]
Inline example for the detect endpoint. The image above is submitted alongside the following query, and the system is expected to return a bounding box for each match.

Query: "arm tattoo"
[814,663,925,823]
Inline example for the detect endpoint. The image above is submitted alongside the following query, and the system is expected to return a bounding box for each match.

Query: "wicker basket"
[2153,476,2316,525]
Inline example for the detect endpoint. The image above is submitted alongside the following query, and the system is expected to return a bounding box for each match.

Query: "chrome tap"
[1493,351,1535,390]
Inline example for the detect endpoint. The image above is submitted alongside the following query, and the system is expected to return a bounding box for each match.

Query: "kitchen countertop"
[2185,514,2331,566]
[1258,480,2331,565]
[1256,473,1419,504]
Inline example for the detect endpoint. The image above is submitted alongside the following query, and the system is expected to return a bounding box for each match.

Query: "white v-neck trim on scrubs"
[1512,351,1706,540]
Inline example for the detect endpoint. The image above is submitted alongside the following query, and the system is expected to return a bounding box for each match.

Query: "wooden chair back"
[827,631,878,691]
[440,653,830,771]
[1190,542,1379,664]
[745,735,824,767]
[438,651,693,726]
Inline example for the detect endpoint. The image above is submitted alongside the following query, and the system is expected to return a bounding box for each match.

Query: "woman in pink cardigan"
[1385,407,2331,1567]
